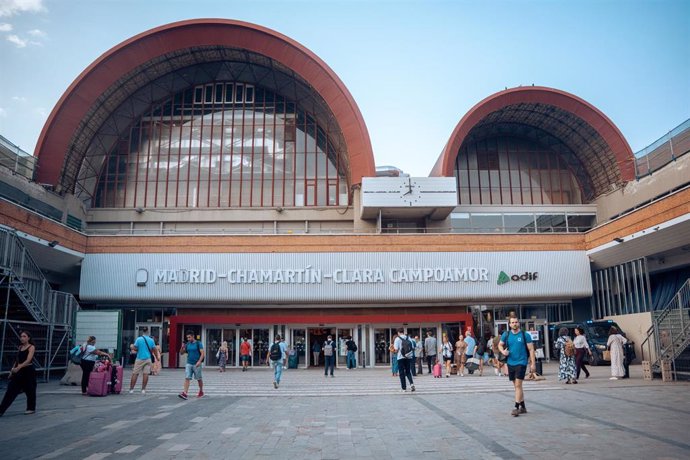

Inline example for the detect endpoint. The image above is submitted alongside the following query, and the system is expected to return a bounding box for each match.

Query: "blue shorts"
[185,363,203,380]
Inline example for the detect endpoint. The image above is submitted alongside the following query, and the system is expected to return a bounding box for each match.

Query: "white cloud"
[0,22,12,32]
[0,107,7,117]
[0,0,46,18]
[6,33,26,47]
[12,95,27,102]
[33,106,47,118]
[27,27,44,37]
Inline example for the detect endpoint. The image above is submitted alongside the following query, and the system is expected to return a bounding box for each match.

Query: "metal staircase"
[641,278,690,379]
[0,227,80,379]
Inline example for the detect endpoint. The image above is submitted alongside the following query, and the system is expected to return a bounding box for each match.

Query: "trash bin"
[288,351,299,369]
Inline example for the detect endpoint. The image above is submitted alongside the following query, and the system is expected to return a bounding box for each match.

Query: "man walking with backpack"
[323,335,336,377]
[267,335,287,389]
[498,314,536,416]
[394,328,416,393]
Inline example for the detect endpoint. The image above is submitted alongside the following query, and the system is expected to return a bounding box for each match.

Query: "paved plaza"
[0,362,688,459]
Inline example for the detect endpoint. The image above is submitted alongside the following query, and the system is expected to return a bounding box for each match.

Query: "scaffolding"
[0,227,79,382]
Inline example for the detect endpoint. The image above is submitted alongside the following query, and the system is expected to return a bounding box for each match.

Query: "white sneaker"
[141,389,146,395]
[400,389,406,393]
[609,377,618,380]
[128,389,134,394]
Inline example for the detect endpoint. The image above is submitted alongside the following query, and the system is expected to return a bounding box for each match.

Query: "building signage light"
[147,266,491,286]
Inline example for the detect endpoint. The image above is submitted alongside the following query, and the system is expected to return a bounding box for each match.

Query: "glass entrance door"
[205,328,222,367]
[523,320,548,361]
[494,321,509,337]
[374,328,394,366]
[290,328,306,369]
[240,328,270,367]
[337,328,352,367]
[135,323,162,346]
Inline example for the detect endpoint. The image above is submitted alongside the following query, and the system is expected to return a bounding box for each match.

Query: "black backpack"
[269,343,282,361]
[399,336,414,358]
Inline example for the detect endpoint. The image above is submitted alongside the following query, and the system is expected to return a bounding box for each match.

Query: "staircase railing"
[0,227,67,324]
[0,227,80,379]
[641,278,690,376]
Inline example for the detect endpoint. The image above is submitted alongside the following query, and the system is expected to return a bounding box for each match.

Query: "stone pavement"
[0,362,688,459]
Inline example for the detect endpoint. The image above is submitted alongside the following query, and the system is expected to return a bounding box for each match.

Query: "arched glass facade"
[455,136,583,205]
[94,82,349,208]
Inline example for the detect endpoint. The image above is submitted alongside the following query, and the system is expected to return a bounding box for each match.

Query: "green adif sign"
[497,271,538,285]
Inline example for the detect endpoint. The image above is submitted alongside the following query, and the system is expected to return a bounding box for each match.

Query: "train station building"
[1,19,688,374]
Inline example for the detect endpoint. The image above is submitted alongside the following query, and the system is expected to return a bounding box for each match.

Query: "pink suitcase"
[87,370,109,396]
[433,362,442,378]
[111,365,124,394]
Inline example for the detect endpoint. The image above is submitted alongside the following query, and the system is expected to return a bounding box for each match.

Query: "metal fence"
[635,119,690,178]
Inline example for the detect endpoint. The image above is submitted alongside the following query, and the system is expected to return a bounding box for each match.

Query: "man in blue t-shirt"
[498,315,536,417]
[178,331,205,400]
[129,326,159,394]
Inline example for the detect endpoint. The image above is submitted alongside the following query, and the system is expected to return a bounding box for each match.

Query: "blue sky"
[0,0,688,176]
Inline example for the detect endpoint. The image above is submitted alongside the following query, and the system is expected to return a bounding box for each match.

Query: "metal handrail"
[641,278,690,373]
[0,227,80,325]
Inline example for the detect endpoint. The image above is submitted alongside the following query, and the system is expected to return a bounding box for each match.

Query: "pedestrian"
[217,340,229,372]
[464,330,477,375]
[345,336,357,369]
[129,326,159,394]
[409,335,417,376]
[423,331,437,374]
[455,334,467,376]
[607,326,627,380]
[498,314,536,417]
[267,335,287,388]
[573,326,591,380]
[389,336,399,377]
[240,337,252,371]
[414,335,424,375]
[0,331,37,416]
[312,339,321,367]
[178,331,205,399]
[151,336,162,376]
[323,334,336,377]
[77,336,110,395]
[476,333,486,376]
[440,334,454,378]
[393,328,416,392]
[622,333,635,379]
[492,335,505,376]
[555,327,577,384]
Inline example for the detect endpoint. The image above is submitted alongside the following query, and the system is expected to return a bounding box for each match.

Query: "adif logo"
[497,271,538,285]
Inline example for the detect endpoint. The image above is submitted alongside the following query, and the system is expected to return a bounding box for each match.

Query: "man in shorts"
[240,337,252,371]
[178,331,205,400]
[129,326,159,395]
[498,314,536,416]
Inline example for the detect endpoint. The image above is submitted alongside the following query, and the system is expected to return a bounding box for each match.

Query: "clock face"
[399,178,419,204]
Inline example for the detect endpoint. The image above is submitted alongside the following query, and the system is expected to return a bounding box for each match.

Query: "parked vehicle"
[549,320,623,365]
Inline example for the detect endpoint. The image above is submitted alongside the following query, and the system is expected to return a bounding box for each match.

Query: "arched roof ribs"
[433,87,635,200]
[34,20,374,197]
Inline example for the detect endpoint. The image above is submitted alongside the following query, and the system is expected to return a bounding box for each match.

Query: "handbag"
[603,350,611,361]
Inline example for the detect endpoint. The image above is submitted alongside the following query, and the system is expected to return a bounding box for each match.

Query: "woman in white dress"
[607,326,627,380]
